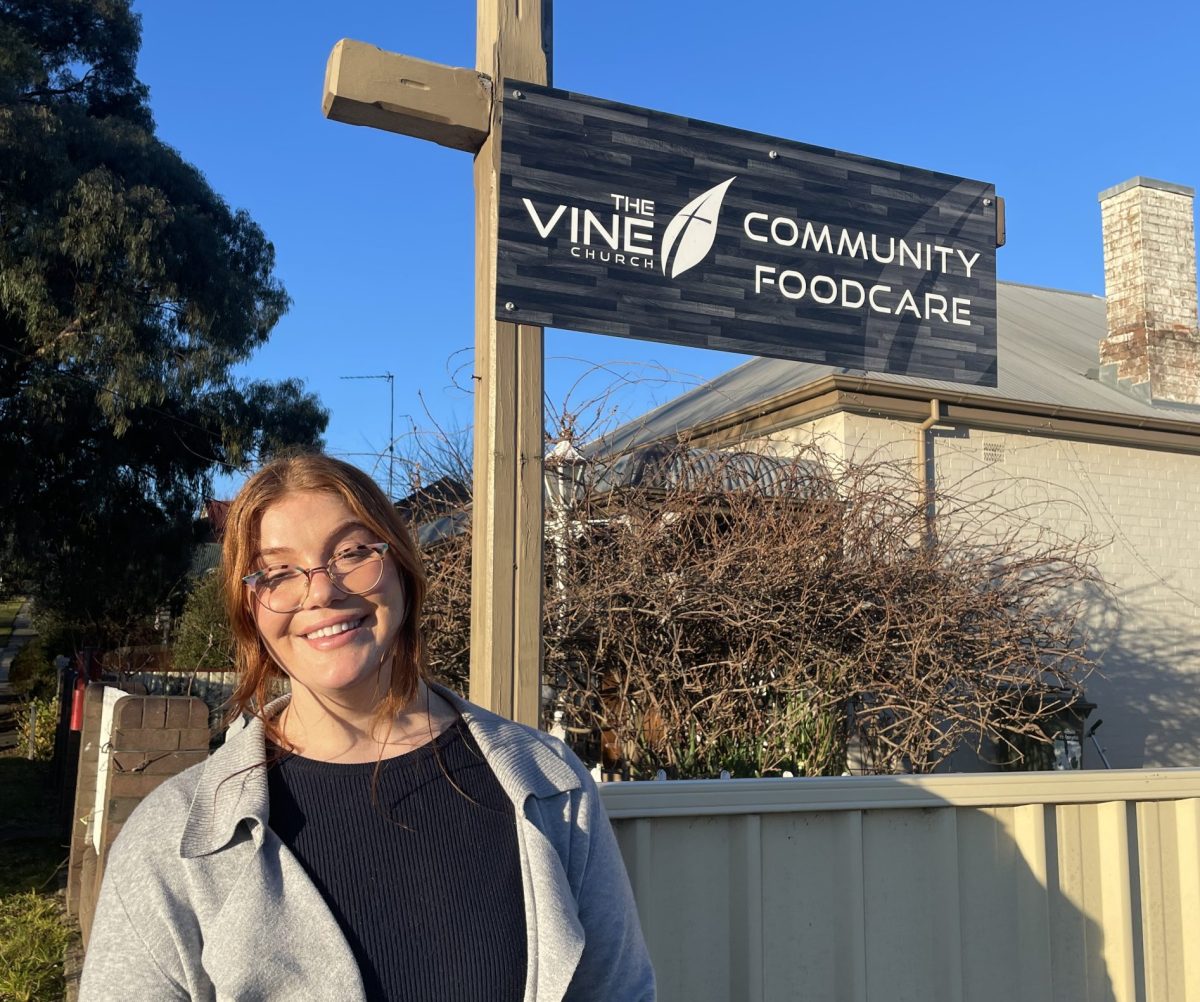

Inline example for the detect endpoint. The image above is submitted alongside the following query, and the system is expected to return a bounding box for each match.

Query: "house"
[186,499,230,579]
[601,177,1200,771]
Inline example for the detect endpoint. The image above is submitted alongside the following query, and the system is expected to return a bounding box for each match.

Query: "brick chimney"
[1098,177,1200,404]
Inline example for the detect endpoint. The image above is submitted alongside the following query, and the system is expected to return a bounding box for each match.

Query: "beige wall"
[603,770,1200,1002]
[756,413,1200,769]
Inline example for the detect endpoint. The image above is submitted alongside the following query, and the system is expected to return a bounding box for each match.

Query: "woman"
[80,453,655,1002]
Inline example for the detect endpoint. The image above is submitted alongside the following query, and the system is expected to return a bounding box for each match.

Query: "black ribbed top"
[267,719,526,1002]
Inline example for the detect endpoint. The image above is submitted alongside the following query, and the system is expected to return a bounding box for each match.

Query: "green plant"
[14,698,58,762]
[172,573,234,670]
[7,640,56,702]
[26,611,78,664]
[0,598,24,646]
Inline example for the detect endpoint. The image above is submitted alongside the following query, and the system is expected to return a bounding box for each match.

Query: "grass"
[0,754,70,1002]
[0,884,70,1002]
[0,597,25,647]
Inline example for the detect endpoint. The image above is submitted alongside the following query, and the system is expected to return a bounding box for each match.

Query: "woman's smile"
[300,614,367,643]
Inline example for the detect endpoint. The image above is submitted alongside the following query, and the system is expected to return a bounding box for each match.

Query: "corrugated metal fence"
[600,770,1200,1002]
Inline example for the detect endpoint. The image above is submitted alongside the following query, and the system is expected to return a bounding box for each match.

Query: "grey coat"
[79,686,655,1001]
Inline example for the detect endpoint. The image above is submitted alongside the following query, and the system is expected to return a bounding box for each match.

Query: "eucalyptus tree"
[0,0,327,639]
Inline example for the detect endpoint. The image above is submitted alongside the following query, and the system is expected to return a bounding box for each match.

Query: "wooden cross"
[322,2,551,726]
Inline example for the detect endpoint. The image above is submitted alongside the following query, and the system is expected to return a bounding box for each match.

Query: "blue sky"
[132,1,1200,497]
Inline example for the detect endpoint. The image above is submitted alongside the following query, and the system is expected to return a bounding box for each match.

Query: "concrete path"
[0,600,36,751]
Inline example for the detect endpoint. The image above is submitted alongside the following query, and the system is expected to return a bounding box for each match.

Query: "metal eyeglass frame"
[243,542,390,613]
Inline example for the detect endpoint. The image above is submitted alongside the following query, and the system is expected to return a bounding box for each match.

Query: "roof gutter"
[678,375,1200,455]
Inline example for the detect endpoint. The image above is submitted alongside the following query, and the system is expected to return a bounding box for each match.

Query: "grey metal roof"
[416,446,830,547]
[187,542,222,578]
[598,281,1200,453]
[587,445,828,496]
[416,510,470,548]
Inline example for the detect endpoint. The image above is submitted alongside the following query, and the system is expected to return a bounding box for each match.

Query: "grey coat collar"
[179,683,581,859]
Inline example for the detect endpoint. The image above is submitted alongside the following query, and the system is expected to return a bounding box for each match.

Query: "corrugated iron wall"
[601,771,1200,1002]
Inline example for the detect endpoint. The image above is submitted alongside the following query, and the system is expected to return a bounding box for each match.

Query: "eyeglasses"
[243,542,390,613]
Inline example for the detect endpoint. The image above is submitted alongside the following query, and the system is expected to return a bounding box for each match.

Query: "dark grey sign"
[497,82,999,387]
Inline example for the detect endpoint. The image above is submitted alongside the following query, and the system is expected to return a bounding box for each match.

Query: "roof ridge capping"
[1098,176,1196,201]
[998,279,1103,299]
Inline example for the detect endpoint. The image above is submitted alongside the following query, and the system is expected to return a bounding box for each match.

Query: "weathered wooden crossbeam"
[323,40,491,153]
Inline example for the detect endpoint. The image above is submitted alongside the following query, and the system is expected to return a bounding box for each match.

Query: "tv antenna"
[340,372,395,499]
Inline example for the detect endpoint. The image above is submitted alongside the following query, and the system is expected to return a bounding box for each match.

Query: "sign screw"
[768,150,779,160]
[512,89,524,100]
[505,301,517,312]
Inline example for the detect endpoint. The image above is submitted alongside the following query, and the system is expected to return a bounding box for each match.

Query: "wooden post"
[470,2,549,725]
[322,3,551,726]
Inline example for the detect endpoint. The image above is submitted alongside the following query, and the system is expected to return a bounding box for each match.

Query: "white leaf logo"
[660,176,737,279]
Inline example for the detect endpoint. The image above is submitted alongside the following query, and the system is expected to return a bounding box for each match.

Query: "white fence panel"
[602,771,1200,1002]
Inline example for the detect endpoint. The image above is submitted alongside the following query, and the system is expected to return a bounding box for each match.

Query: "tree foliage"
[172,571,234,671]
[8,634,55,699]
[0,1,327,640]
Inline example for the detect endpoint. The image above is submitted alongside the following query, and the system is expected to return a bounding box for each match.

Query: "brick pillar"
[77,694,210,946]
[1098,177,1200,403]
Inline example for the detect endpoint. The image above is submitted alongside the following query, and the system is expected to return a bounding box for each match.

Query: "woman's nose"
[304,566,346,606]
